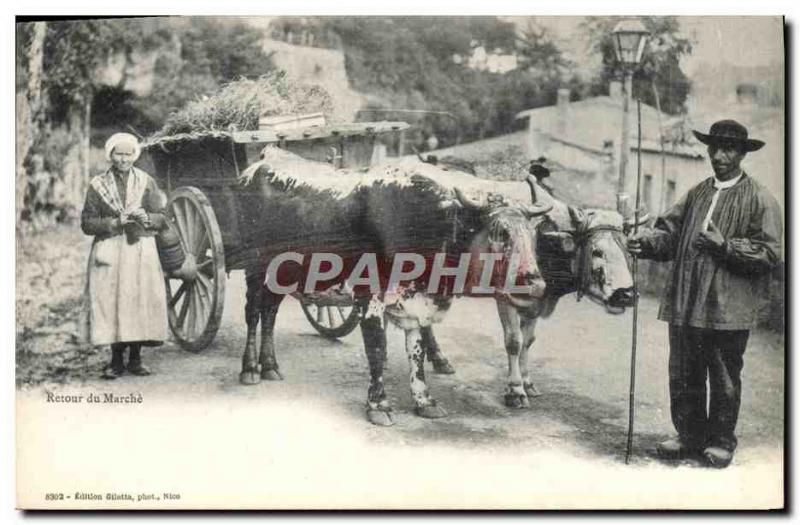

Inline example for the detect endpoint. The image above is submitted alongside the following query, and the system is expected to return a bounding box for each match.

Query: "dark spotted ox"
[235,147,551,425]
[490,176,645,409]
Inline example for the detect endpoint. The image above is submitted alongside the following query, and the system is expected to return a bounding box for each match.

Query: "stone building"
[515,82,706,215]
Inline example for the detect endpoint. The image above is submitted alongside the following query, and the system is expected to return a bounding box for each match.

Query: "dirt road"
[16,227,785,508]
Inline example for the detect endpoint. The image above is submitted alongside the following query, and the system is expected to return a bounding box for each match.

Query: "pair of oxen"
[236,148,640,426]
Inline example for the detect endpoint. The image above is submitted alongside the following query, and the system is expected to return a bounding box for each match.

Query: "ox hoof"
[366,409,395,427]
[504,393,530,409]
[239,370,261,385]
[524,383,542,398]
[415,403,447,419]
[431,359,456,375]
[261,368,284,381]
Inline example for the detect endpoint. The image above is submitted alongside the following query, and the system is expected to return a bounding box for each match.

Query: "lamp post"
[612,19,650,215]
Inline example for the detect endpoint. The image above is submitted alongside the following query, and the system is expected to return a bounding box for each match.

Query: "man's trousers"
[668,325,749,452]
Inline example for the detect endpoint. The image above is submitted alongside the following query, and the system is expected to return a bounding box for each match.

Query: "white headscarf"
[104,132,141,162]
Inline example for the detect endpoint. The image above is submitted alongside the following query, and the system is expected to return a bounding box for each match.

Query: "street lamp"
[612,19,649,215]
[611,18,650,465]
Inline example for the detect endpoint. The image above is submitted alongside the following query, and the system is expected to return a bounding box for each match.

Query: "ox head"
[569,207,648,313]
[453,188,551,301]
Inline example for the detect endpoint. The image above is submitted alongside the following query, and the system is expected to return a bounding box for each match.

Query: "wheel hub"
[169,253,198,281]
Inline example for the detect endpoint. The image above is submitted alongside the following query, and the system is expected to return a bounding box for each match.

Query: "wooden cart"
[140,121,409,351]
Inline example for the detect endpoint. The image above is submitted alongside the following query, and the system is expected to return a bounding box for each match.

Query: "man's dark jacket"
[637,173,782,329]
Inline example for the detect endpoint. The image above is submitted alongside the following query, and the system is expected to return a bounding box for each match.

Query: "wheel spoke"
[194,281,208,331]
[177,289,191,331]
[194,228,208,258]
[313,304,322,324]
[182,201,196,255]
[197,258,214,277]
[172,202,190,253]
[183,200,198,253]
[187,285,199,338]
[195,272,209,293]
[324,306,333,328]
[169,281,189,307]
[196,273,213,312]
[336,306,347,325]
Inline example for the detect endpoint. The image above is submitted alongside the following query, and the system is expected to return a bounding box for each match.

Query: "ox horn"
[454,187,485,211]
[522,201,553,218]
[568,205,587,226]
[623,210,651,234]
[525,174,539,203]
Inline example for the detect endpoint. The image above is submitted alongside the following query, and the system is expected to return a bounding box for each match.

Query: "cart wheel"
[300,286,361,340]
[164,187,225,351]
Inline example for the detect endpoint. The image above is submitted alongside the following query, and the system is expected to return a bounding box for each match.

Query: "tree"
[582,16,694,115]
[36,19,172,217]
[16,21,47,227]
[17,17,275,225]
[514,20,570,82]
[130,18,276,134]
[316,16,563,147]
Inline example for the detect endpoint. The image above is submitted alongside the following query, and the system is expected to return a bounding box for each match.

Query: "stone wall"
[261,39,366,122]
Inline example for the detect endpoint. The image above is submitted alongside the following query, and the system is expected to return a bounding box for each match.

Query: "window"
[666,180,676,207]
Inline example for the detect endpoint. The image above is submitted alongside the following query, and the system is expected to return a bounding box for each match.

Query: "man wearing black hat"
[627,120,782,468]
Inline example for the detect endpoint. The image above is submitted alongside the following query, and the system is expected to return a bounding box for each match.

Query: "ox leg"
[259,294,284,380]
[520,315,542,399]
[240,269,262,385]
[496,300,528,408]
[406,327,447,419]
[421,326,455,375]
[360,298,393,426]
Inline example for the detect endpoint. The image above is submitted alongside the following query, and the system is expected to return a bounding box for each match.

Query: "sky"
[249,15,784,78]
[527,16,784,76]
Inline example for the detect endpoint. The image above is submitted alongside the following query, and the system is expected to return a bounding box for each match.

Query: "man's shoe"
[656,438,695,460]
[703,446,733,468]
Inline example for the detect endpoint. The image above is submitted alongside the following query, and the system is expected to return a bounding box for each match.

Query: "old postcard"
[14,15,785,509]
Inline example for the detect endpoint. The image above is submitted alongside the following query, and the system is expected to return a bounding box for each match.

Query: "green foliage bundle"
[149,72,334,139]
[131,18,276,134]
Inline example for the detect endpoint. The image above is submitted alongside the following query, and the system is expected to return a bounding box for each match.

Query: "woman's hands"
[128,208,149,224]
[120,208,149,226]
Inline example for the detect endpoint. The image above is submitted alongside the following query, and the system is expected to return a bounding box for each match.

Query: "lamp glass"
[612,20,650,67]
[614,32,647,66]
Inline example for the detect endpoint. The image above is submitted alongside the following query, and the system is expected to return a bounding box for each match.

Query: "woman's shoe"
[127,362,151,376]
[102,363,125,380]
[127,345,151,376]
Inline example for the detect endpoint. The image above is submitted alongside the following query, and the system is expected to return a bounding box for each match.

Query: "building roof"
[516,95,705,159]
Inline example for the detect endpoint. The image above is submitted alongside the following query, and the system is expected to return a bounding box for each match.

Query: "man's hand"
[695,221,726,253]
[626,231,646,256]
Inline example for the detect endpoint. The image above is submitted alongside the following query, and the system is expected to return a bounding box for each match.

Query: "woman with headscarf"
[81,133,168,378]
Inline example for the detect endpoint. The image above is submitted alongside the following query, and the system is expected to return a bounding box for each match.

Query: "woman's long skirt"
[86,235,167,345]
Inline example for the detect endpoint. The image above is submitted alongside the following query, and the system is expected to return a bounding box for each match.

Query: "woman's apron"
[85,168,168,345]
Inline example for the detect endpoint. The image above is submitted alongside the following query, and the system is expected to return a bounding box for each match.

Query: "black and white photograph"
[12,12,786,510]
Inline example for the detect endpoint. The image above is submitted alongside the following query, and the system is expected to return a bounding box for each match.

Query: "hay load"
[146,72,335,145]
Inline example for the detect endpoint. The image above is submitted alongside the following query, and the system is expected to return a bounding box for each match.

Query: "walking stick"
[625,99,643,464]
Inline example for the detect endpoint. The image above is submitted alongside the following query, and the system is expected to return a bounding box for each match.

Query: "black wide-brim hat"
[692,119,765,152]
